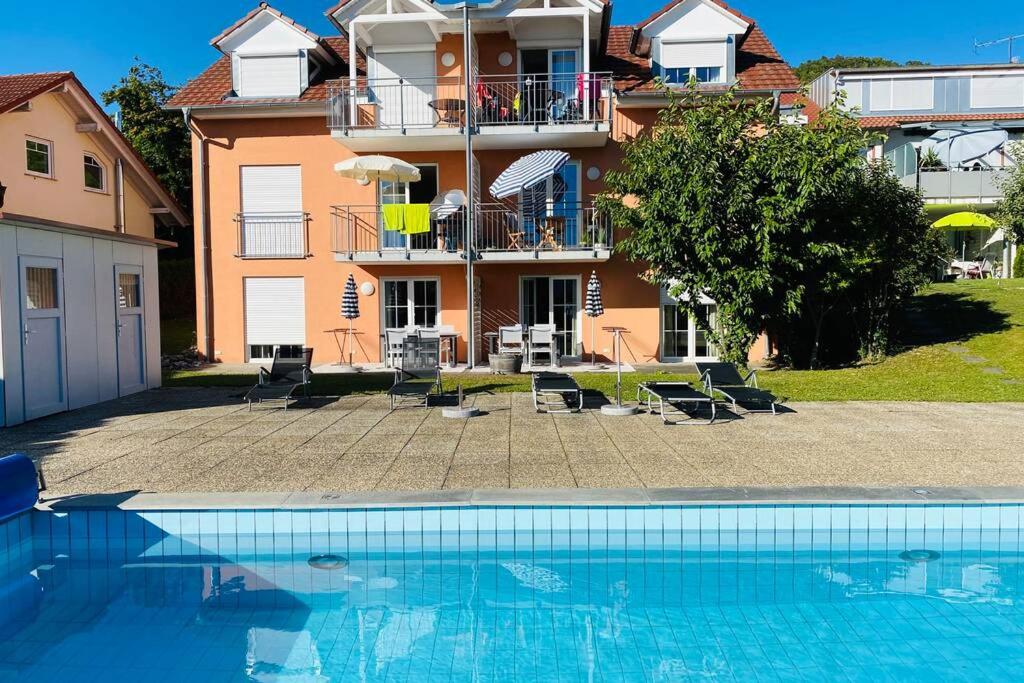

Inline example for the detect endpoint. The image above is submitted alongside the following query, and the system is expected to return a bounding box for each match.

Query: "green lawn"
[163,279,1024,402]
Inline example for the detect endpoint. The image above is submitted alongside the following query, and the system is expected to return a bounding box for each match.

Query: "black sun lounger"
[532,372,583,413]
[244,348,314,410]
[636,381,716,425]
[696,362,778,415]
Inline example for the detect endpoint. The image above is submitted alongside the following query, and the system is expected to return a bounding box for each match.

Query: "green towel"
[403,204,431,235]
[382,204,405,232]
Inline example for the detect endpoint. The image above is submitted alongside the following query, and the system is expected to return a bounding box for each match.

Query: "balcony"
[331,202,612,263]
[901,168,1010,204]
[326,73,612,151]
[234,212,310,259]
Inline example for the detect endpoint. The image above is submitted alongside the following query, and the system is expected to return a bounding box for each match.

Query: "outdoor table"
[325,328,363,365]
[380,331,459,368]
[483,331,499,356]
[428,98,465,127]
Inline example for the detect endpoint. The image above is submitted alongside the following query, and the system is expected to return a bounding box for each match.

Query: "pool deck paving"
[2,387,1022,497]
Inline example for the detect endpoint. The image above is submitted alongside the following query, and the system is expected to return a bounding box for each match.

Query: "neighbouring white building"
[0,72,189,427]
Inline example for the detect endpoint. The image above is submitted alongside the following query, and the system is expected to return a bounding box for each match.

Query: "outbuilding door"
[115,265,147,396]
[19,256,68,420]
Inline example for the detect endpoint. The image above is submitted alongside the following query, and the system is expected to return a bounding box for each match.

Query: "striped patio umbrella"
[341,274,360,365]
[489,150,570,200]
[585,271,604,365]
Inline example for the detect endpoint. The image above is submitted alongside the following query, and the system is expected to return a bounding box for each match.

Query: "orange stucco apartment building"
[167,0,798,367]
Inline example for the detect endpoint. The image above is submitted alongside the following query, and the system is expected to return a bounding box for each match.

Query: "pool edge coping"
[36,486,1024,511]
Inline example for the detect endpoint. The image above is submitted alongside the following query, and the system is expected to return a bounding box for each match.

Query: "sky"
[2,0,1024,111]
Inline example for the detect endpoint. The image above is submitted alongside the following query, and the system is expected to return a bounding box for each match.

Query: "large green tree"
[794,55,929,84]
[599,82,936,368]
[102,60,191,212]
[996,142,1024,244]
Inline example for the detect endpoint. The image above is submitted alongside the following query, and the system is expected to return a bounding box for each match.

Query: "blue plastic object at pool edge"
[0,453,39,522]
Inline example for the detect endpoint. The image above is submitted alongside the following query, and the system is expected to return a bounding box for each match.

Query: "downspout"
[183,107,214,361]
[463,5,475,369]
[114,159,125,232]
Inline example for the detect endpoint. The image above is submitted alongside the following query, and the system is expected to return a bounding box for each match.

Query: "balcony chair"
[696,362,779,415]
[497,325,524,355]
[527,324,559,368]
[244,348,314,411]
[388,338,443,410]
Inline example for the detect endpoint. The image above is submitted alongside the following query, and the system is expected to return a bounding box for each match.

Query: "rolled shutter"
[660,41,725,68]
[245,277,305,345]
[239,55,301,98]
[241,166,302,213]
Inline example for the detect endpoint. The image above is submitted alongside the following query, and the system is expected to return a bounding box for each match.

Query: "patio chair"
[498,325,524,355]
[388,337,443,410]
[384,328,410,368]
[636,381,716,425]
[532,372,582,413]
[696,362,778,415]
[244,348,314,411]
[418,327,451,367]
[527,324,559,368]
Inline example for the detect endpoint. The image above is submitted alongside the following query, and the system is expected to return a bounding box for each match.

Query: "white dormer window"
[663,65,724,85]
[657,41,728,85]
[235,52,304,98]
[641,0,748,87]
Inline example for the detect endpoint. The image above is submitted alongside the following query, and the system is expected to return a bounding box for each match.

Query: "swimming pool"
[3,501,1024,681]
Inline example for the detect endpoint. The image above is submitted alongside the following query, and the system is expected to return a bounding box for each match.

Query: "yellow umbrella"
[931,211,998,230]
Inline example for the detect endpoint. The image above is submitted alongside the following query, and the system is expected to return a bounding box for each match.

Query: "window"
[383,279,439,329]
[248,344,304,362]
[869,78,933,111]
[26,138,51,176]
[660,289,719,361]
[118,273,141,309]
[244,277,305,362]
[663,66,723,85]
[84,154,105,191]
[25,267,59,310]
[237,54,302,98]
[971,75,1024,109]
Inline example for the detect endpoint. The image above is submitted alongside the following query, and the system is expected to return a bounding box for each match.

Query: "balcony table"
[428,98,466,127]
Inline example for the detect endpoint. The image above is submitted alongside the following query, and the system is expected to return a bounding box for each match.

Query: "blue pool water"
[3,504,1024,681]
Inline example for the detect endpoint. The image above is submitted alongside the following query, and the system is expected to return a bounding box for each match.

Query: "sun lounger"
[696,362,778,415]
[245,348,314,410]
[532,372,582,413]
[636,381,716,425]
[389,337,443,410]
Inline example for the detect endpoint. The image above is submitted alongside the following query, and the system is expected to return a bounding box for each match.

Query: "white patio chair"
[498,325,524,355]
[384,328,410,368]
[418,327,450,366]
[527,324,558,368]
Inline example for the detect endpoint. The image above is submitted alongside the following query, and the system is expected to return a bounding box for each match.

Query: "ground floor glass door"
[380,165,439,250]
[661,290,719,361]
[115,265,146,395]
[521,276,579,358]
[19,256,68,420]
[382,279,440,330]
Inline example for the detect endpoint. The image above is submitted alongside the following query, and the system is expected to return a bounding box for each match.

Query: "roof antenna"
[974,33,1024,63]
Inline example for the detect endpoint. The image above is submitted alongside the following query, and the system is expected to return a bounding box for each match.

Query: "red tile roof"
[212,2,322,49]
[0,72,72,114]
[167,36,364,108]
[858,112,1024,129]
[603,24,799,94]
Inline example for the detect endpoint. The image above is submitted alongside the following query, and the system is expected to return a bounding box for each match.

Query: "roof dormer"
[212,2,338,99]
[638,0,749,86]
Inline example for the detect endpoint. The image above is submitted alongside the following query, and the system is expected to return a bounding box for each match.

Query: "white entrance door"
[19,256,68,420]
[115,265,147,395]
[373,51,436,129]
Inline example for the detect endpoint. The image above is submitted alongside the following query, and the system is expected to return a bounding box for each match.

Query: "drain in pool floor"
[308,553,349,570]
[900,549,941,562]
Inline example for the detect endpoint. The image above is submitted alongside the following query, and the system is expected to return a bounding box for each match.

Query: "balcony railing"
[235,212,310,259]
[901,167,1011,203]
[327,72,612,134]
[331,202,612,258]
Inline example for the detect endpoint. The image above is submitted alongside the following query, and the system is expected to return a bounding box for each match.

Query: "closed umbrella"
[585,271,604,366]
[334,156,421,185]
[341,274,360,366]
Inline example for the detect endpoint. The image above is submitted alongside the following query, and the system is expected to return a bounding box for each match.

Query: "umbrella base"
[601,404,638,417]
[442,407,480,419]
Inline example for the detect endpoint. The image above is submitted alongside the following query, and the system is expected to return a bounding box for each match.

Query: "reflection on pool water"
[2,504,1024,681]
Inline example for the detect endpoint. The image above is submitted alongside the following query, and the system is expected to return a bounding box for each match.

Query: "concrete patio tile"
[635,464,711,489]
[298,433,362,453]
[392,452,454,469]
[346,433,412,453]
[452,451,510,466]
[444,464,509,490]
[570,465,643,489]
[376,462,449,491]
[338,452,397,469]
[510,464,577,488]
[309,465,390,492]
[401,435,460,456]
[510,450,567,466]
[566,450,627,465]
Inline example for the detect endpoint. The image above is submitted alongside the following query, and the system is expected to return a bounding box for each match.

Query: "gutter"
[183,107,214,362]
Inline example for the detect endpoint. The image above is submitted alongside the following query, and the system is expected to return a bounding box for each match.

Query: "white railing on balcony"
[331,202,612,258]
[900,167,1011,203]
[327,73,612,133]
[235,212,309,259]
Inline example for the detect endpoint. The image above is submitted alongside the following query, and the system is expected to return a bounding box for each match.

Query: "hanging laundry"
[382,204,406,232]
[403,204,432,235]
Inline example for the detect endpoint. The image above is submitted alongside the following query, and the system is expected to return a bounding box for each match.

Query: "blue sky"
[2,0,1023,110]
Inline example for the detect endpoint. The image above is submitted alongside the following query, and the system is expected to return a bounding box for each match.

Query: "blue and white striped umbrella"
[341,274,360,320]
[585,271,603,365]
[489,150,570,200]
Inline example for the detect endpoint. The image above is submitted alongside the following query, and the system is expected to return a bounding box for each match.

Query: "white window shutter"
[241,166,302,213]
[892,78,933,110]
[238,55,301,98]
[245,278,306,346]
[659,41,725,68]
[972,76,1024,109]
